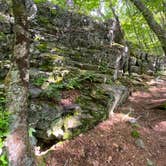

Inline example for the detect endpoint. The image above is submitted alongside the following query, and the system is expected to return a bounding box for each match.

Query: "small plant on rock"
[0,92,9,165]
[33,76,47,87]
[131,130,140,138]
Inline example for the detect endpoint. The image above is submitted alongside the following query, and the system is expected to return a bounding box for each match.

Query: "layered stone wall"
[0,1,165,144]
[129,51,166,75]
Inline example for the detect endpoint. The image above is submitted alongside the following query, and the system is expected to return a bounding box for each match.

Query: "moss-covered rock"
[1,1,131,145]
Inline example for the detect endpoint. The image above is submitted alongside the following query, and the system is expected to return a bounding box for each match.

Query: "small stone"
[135,138,145,149]
[29,87,42,98]
[92,160,99,166]
[113,143,119,148]
[128,117,137,124]
[146,158,155,166]
[126,161,134,166]
[79,134,83,137]
[0,84,5,89]
[107,156,112,163]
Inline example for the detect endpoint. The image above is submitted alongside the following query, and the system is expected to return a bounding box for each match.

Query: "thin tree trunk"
[5,0,35,165]
[110,3,124,44]
[130,0,166,55]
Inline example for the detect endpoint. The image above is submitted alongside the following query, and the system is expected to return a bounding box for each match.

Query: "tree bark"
[110,3,124,44]
[130,0,166,55]
[5,0,35,165]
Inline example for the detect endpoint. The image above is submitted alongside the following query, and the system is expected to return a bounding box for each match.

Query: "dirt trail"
[40,76,166,166]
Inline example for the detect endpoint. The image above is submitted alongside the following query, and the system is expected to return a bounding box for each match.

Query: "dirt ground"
[37,75,166,166]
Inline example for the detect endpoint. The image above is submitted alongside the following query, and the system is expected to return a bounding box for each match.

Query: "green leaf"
[28,128,36,138]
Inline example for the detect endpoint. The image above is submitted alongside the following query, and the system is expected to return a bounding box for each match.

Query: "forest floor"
[38,74,166,166]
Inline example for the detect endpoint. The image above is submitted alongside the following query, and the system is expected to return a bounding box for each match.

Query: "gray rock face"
[35,3,123,48]
[28,3,128,73]
[28,82,129,142]
[130,66,141,74]
[1,1,129,143]
[0,1,13,79]
[101,84,129,116]
[28,101,63,141]
[130,56,137,66]
[0,0,10,14]
[135,138,145,149]
[29,87,42,98]
[129,51,165,75]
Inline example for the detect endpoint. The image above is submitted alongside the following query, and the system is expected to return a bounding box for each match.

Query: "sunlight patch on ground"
[35,112,137,156]
[35,140,66,156]
[153,121,166,132]
[147,79,164,86]
[98,112,137,131]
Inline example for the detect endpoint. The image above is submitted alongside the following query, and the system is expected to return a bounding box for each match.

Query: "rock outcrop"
[0,1,165,144]
[27,3,130,143]
[129,51,166,75]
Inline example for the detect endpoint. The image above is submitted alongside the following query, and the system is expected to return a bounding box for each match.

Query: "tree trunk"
[130,0,166,55]
[110,3,125,44]
[5,0,35,165]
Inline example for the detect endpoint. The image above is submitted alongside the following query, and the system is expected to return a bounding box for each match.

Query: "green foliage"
[74,0,100,14]
[98,63,111,74]
[0,152,8,166]
[42,84,61,100]
[32,72,95,99]
[54,72,95,90]
[0,93,8,138]
[119,0,164,55]
[0,92,8,165]
[33,76,47,86]
[0,32,5,41]
[34,0,46,4]
[65,77,81,89]
[64,72,95,89]
[36,42,48,52]
[0,111,9,137]
[50,0,66,7]
[156,102,166,110]
[63,130,72,140]
[28,127,36,138]
[131,130,140,138]
[36,72,96,101]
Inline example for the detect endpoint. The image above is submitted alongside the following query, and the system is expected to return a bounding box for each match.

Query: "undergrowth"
[0,91,8,166]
